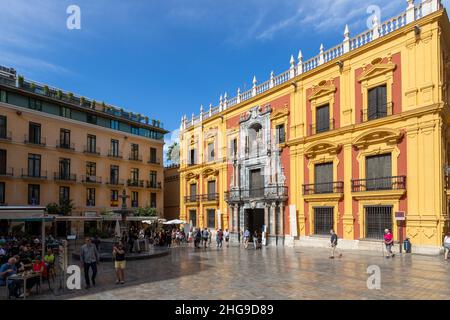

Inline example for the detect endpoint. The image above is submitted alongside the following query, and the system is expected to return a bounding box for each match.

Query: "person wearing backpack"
[202,228,209,249]
[329,229,342,259]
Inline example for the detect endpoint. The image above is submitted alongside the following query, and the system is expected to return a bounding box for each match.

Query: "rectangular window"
[0,149,6,174]
[131,127,139,135]
[59,129,71,148]
[60,107,72,118]
[86,162,96,177]
[190,149,196,165]
[207,142,215,162]
[316,104,330,133]
[149,171,157,188]
[110,165,119,184]
[189,183,197,202]
[207,209,216,228]
[314,162,333,194]
[365,154,392,191]
[87,135,97,153]
[28,122,42,144]
[150,147,157,163]
[207,180,216,200]
[131,144,139,160]
[110,139,119,157]
[86,113,97,125]
[249,169,264,197]
[110,120,119,130]
[231,138,237,158]
[276,124,286,144]
[28,154,41,177]
[0,90,8,103]
[59,186,70,204]
[365,205,392,240]
[86,188,95,206]
[131,168,139,181]
[368,85,387,121]
[28,98,42,111]
[313,207,333,235]
[150,192,157,208]
[189,210,197,227]
[59,158,71,179]
[0,182,4,204]
[28,184,40,205]
[111,190,119,207]
[131,191,139,208]
[0,116,6,139]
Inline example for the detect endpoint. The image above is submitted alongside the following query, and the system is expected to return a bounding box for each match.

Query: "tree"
[45,199,74,216]
[133,207,158,217]
[166,142,180,165]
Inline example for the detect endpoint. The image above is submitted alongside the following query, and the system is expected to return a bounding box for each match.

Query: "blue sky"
[1,0,449,154]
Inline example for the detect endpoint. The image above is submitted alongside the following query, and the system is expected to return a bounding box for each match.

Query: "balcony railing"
[106,178,125,186]
[107,150,123,159]
[148,157,161,165]
[86,199,96,207]
[128,154,143,162]
[83,146,101,155]
[147,181,161,189]
[184,195,200,203]
[0,131,12,141]
[54,172,77,182]
[81,175,102,184]
[127,179,145,188]
[131,201,139,208]
[201,193,219,202]
[21,169,47,180]
[24,135,46,146]
[56,140,75,151]
[351,176,406,192]
[0,167,14,177]
[225,186,288,202]
[360,103,393,123]
[309,119,335,136]
[303,181,344,195]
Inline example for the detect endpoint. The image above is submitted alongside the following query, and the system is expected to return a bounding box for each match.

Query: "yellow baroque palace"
[179,0,450,254]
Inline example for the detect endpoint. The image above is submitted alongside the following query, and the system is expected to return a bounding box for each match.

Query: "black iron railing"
[81,175,102,184]
[360,102,393,122]
[351,176,406,192]
[0,131,12,141]
[54,172,76,182]
[83,146,101,155]
[184,195,200,203]
[128,153,143,162]
[147,181,161,189]
[309,119,335,136]
[24,135,46,146]
[106,178,125,186]
[225,186,288,202]
[0,167,13,177]
[21,169,47,179]
[201,193,219,201]
[56,140,75,150]
[108,150,123,158]
[127,179,145,188]
[303,181,344,195]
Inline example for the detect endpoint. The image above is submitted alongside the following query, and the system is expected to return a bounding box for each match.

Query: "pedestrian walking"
[243,229,250,249]
[329,229,342,259]
[253,231,258,249]
[113,242,126,284]
[224,229,230,247]
[384,229,395,258]
[444,233,450,260]
[208,229,212,247]
[202,228,209,248]
[194,228,202,249]
[80,237,100,289]
[216,229,223,248]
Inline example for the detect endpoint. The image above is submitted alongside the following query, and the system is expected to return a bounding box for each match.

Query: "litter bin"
[403,238,411,253]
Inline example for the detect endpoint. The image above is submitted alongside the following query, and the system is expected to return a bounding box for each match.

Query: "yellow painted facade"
[180,3,450,252]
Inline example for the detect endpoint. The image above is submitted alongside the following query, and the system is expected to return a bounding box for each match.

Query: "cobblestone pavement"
[19,245,450,300]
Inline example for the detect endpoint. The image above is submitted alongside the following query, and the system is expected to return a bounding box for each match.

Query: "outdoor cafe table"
[6,272,41,299]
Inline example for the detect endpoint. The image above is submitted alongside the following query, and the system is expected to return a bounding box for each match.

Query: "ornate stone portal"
[227,105,288,246]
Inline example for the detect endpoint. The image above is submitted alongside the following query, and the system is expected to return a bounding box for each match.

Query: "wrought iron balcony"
[56,140,75,151]
[81,175,102,184]
[147,181,161,189]
[0,131,12,141]
[360,102,393,123]
[148,157,161,165]
[54,172,77,182]
[24,135,46,146]
[351,176,406,192]
[309,119,335,136]
[128,153,143,162]
[184,195,200,203]
[86,199,96,207]
[21,169,47,180]
[225,186,288,202]
[201,193,219,202]
[107,150,123,159]
[0,167,14,177]
[127,179,145,188]
[83,146,101,155]
[106,178,125,186]
[303,181,344,195]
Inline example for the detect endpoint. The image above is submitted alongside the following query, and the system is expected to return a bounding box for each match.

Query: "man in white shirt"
[444,232,450,260]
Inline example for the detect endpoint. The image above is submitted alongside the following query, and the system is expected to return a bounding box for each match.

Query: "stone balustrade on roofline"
[180,0,442,131]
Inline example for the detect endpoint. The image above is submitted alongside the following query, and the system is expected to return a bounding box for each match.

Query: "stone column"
[264,204,269,234]
[270,202,276,236]
[279,202,285,236]
[228,205,233,232]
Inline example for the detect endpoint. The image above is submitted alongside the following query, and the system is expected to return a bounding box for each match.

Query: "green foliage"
[68,92,74,100]
[166,142,179,162]
[80,96,86,105]
[45,199,74,216]
[29,82,36,91]
[44,85,49,95]
[56,90,63,99]
[46,203,60,215]
[133,207,158,217]
[18,75,24,87]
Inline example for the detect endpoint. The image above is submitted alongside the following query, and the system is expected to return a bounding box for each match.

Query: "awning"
[0,206,46,220]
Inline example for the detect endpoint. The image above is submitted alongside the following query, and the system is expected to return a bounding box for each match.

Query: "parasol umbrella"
[115,220,121,238]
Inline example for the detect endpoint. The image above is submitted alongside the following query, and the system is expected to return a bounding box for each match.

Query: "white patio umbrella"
[114,220,121,238]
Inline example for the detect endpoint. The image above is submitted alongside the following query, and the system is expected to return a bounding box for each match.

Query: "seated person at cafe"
[32,256,47,278]
[13,255,26,272]
[0,257,21,298]
[44,249,55,265]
